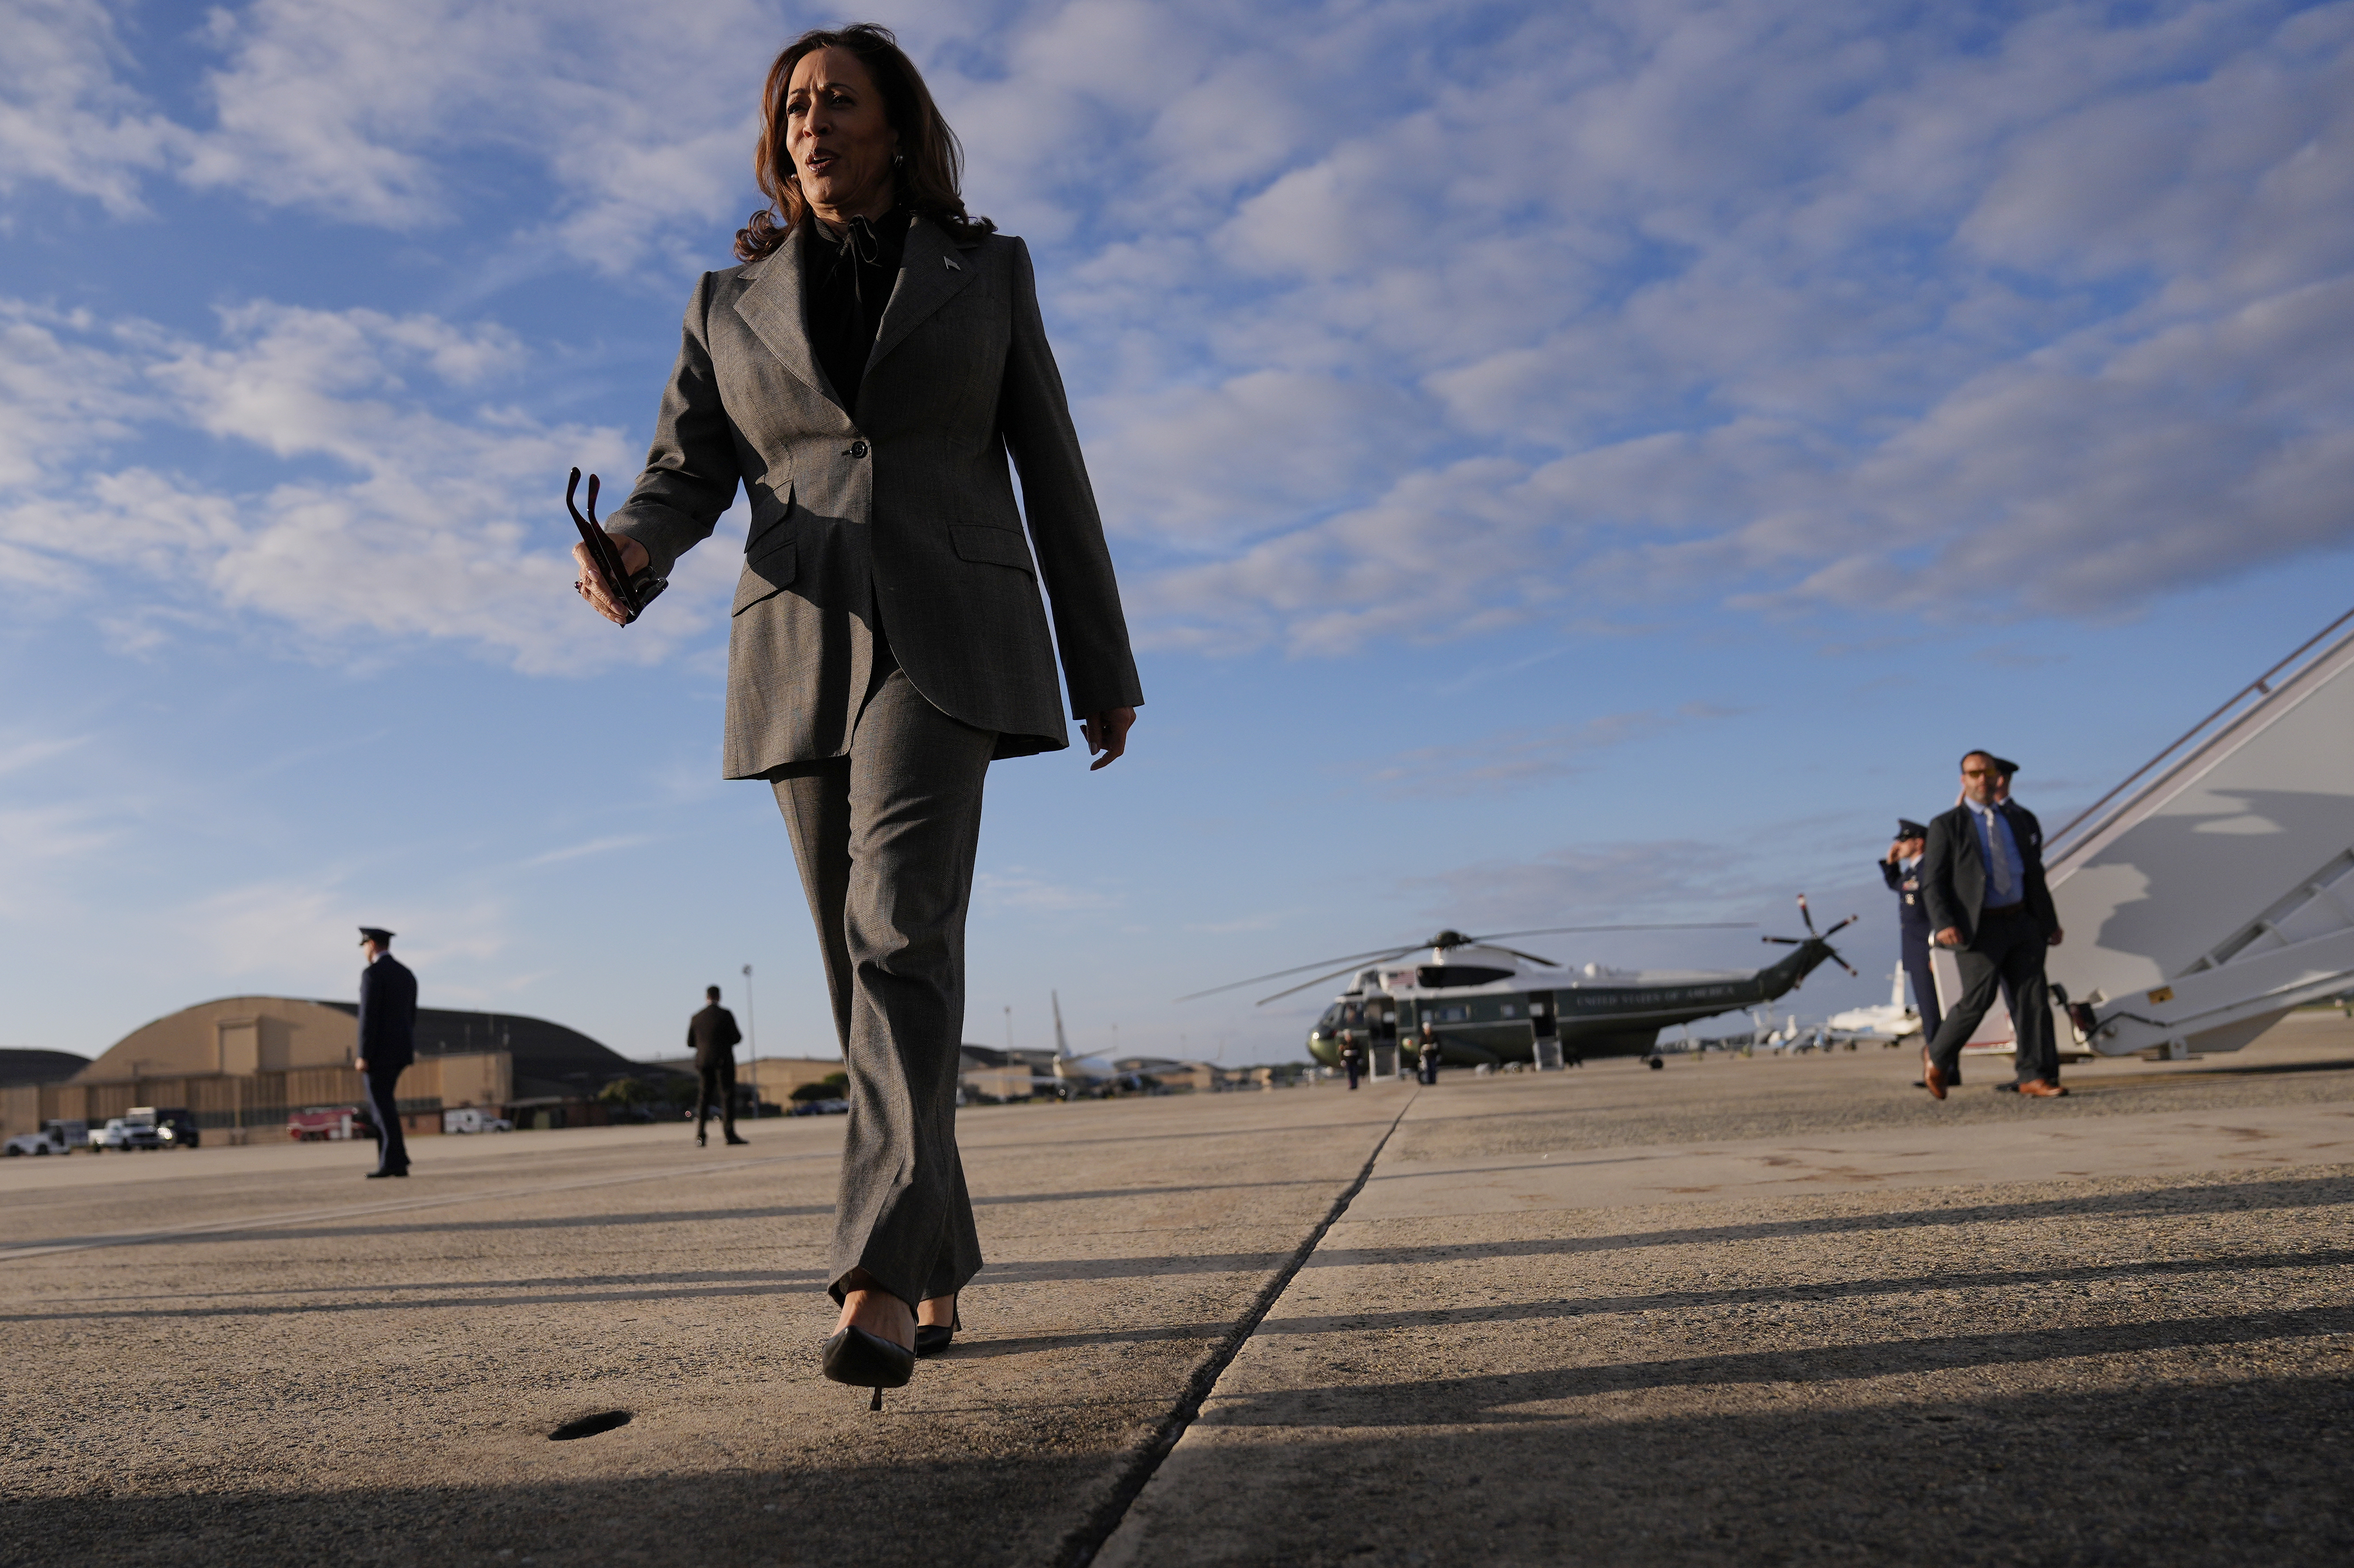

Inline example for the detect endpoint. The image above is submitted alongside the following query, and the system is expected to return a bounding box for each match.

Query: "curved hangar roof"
[80,996,638,1098]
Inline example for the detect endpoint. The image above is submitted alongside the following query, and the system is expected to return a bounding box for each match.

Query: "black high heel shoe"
[822,1325,915,1411]
[914,1302,962,1359]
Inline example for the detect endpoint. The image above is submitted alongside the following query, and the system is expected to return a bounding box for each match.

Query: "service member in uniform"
[354,927,417,1179]
[689,985,750,1147]
[1881,818,1952,1084]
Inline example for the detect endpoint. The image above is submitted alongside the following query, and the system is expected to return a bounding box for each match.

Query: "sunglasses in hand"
[567,467,668,624]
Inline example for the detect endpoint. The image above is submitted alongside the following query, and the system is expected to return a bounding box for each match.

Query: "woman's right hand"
[573,533,651,625]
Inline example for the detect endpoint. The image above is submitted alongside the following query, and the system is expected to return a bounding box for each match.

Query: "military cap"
[1895,819,1928,840]
[358,926,395,945]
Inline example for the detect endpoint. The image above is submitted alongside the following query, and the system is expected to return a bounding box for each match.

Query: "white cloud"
[1072,0,2354,652]
[521,834,655,868]
[0,0,188,215]
[0,296,737,674]
[975,864,1120,912]
[0,734,89,776]
[185,875,515,990]
[6,0,2352,667]
[1364,702,1740,799]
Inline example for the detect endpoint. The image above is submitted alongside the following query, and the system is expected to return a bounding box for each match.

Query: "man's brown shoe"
[2017,1079,2068,1097]
[1922,1047,1946,1101]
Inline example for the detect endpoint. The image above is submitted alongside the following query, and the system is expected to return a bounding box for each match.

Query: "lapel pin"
[944,255,961,271]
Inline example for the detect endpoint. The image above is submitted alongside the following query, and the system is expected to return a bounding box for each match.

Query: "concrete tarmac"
[6,1018,2353,1567]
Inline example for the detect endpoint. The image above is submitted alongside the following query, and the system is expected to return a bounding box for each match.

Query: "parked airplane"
[1823,965,1923,1043]
[1046,992,1150,1098]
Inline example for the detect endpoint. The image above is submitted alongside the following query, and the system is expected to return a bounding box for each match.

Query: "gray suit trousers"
[774,668,992,1309]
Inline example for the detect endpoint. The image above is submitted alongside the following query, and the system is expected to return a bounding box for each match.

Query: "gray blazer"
[607,215,1142,775]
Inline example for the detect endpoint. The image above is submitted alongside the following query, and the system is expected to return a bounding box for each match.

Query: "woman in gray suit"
[574,23,1141,1405]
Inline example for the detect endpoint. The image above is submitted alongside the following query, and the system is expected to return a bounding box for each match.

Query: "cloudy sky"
[3,0,2350,1068]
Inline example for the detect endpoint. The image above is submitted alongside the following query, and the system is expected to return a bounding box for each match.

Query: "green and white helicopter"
[1185,899,1856,1070]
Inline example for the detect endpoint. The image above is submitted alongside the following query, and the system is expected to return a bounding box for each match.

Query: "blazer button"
[847,440,869,459]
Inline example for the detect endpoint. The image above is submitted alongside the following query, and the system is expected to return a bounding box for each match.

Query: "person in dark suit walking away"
[1882,819,1954,1086]
[690,985,749,1147]
[354,927,417,1178]
[1918,753,2066,1099]
[573,25,1141,1403]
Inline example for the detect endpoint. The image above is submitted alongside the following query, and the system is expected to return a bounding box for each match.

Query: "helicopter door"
[1528,991,1564,1071]
[1369,999,1400,1080]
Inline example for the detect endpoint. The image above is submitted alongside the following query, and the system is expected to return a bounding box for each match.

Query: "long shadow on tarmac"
[0,1278,824,1324]
[6,1204,834,1254]
[939,1248,2354,1355]
[1134,1376,2354,1567]
[9,1376,2346,1567]
[1200,1304,2354,1425]
[1310,1174,2354,1269]
[16,1180,1334,1256]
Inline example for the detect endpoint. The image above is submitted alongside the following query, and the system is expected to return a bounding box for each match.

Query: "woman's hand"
[572,533,651,625]
[1082,707,1135,771]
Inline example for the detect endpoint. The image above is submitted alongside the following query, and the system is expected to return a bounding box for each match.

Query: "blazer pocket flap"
[951,524,1035,575]
[734,540,797,616]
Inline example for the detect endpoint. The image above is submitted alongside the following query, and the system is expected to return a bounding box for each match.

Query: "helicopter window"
[1499,1003,1518,1018]
[1433,1005,1471,1023]
[1316,1005,1341,1032]
[1417,965,1515,989]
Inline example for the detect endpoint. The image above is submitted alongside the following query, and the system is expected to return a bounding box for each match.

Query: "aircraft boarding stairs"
[1941,606,2354,1059]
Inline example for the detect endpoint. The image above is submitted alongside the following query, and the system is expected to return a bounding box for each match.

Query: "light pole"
[742,964,756,1118]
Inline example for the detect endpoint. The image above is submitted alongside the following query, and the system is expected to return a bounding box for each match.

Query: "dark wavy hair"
[735,23,992,262]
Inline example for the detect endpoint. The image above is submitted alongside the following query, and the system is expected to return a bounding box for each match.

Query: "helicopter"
[1180,899,1857,1071]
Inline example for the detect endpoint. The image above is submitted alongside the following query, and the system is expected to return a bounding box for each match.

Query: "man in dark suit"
[1919,753,2066,1099]
[690,985,749,1147]
[354,927,418,1177]
[1338,1004,1367,1090]
[1881,817,1950,1082]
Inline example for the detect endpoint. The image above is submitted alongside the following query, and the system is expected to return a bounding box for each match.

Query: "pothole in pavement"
[549,1410,633,1441]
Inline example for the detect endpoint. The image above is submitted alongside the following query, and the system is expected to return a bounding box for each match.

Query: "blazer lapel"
[865,216,979,377]
[733,233,840,409]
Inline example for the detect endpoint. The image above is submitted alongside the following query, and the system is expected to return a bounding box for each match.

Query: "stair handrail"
[2047,602,2354,861]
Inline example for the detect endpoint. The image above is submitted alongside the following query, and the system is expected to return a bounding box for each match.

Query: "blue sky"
[3,0,2351,1068]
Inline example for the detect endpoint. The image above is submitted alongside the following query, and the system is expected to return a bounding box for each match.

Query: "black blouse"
[802,209,910,412]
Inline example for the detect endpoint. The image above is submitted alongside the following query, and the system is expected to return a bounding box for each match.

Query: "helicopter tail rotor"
[1761,894,1859,977]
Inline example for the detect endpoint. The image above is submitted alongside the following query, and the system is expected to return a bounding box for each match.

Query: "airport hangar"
[0,997,874,1145]
[0,1000,1254,1146]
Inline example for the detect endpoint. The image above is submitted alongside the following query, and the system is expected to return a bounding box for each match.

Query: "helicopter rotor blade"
[1173,944,1423,1003]
[1181,920,1765,1008]
[1795,895,1818,937]
[1821,916,1858,939]
[1252,958,1413,1008]
[1761,935,1805,946]
[1470,922,1754,942]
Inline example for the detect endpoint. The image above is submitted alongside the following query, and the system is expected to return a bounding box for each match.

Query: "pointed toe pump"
[822,1325,916,1411]
[914,1303,963,1359]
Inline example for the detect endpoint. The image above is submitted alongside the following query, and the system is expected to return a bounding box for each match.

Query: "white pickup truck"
[87,1116,164,1152]
[4,1119,88,1157]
